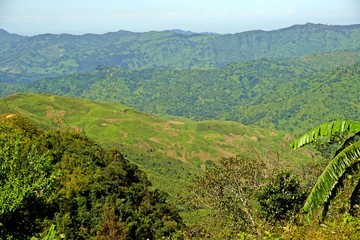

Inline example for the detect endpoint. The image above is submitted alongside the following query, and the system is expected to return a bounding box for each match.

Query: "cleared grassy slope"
[0,93,320,228]
[0,93,315,210]
[0,93,311,158]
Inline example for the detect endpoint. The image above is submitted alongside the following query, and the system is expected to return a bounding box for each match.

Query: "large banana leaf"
[290,120,360,150]
[303,141,360,212]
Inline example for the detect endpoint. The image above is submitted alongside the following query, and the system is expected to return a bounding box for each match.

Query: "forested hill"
[1,23,360,80]
[2,50,360,132]
[0,113,185,239]
[0,92,314,209]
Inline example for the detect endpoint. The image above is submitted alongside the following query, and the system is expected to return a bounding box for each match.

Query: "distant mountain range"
[1,50,360,132]
[1,23,360,132]
[1,23,359,81]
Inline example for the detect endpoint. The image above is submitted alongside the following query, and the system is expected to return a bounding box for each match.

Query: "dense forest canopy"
[0,114,184,239]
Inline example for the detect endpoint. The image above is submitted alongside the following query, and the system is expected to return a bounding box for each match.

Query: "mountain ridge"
[0,92,314,197]
[1,23,359,80]
[2,22,359,37]
[2,50,359,132]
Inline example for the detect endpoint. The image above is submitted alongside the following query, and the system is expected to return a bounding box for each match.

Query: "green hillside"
[0,93,314,204]
[0,113,184,239]
[1,23,359,80]
[228,61,360,131]
[2,94,360,239]
[3,50,359,132]
[1,22,360,238]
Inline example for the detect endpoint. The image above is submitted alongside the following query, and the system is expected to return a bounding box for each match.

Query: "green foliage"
[0,115,58,239]
[290,120,360,149]
[2,51,360,132]
[1,23,359,80]
[45,225,56,240]
[279,213,360,239]
[1,23,360,239]
[31,224,60,240]
[45,132,185,239]
[312,131,353,159]
[191,156,269,236]
[291,120,360,215]
[0,114,185,239]
[256,172,306,224]
[44,225,56,240]
[0,92,312,215]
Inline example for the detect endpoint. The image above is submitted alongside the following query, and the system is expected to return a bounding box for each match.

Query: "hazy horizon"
[1,0,359,36]
[2,22,360,37]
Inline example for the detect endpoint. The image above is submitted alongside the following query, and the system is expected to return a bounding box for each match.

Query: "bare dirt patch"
[162,149,179,160]
[188,150,212,162]
[46,106,65,118]
[255,130,265,137]
[250,136,259,141]
[5,114,15,119]
[283,134,294,142]
[216,148,236,159]
[70,125,82,133]
[118,130,129,138]
[102,118,118,123]
[269,131,277,136]
[160,146,188,162]
[149,137,162,144]
[168,120,184,125]
[225,134,244,145]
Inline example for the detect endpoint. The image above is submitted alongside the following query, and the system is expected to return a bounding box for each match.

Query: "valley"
[1,23,360,239]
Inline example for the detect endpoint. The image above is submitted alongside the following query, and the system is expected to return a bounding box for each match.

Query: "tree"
[0,114,185,239]
[256,171,306,225]
[45,133,185,240]
[191,156,268,235]
[291,120,360,215]
[0,116,57,239]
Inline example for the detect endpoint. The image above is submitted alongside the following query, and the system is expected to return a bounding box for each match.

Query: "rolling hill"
[2,50,359,132]
[0,93,315,207]
[1,21,360,238]
[0,113,185,239]
[1,23,359,81]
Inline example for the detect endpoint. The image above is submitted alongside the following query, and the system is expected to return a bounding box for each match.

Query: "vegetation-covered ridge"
[0,93,311,193]
[0,92,299,160]
[0,113,185,239]
[1,23,360,80]
[2,50,359,132]
[2,97,360,239]
[1,21,360,238]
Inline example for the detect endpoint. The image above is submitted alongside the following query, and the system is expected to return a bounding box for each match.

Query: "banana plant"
[291,120,360,214]
[44,225,56,240]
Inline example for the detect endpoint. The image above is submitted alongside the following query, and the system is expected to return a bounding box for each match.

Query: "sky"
[0,0,359,36]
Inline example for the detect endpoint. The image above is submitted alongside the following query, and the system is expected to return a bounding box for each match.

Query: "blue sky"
[0,0,359,35]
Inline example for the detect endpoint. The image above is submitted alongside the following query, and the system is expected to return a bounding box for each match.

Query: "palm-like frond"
[290,120,360,150]
[335,132,360,157]
[303,141,360,212]
[290,120,360,214]
[45,224,56,240]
